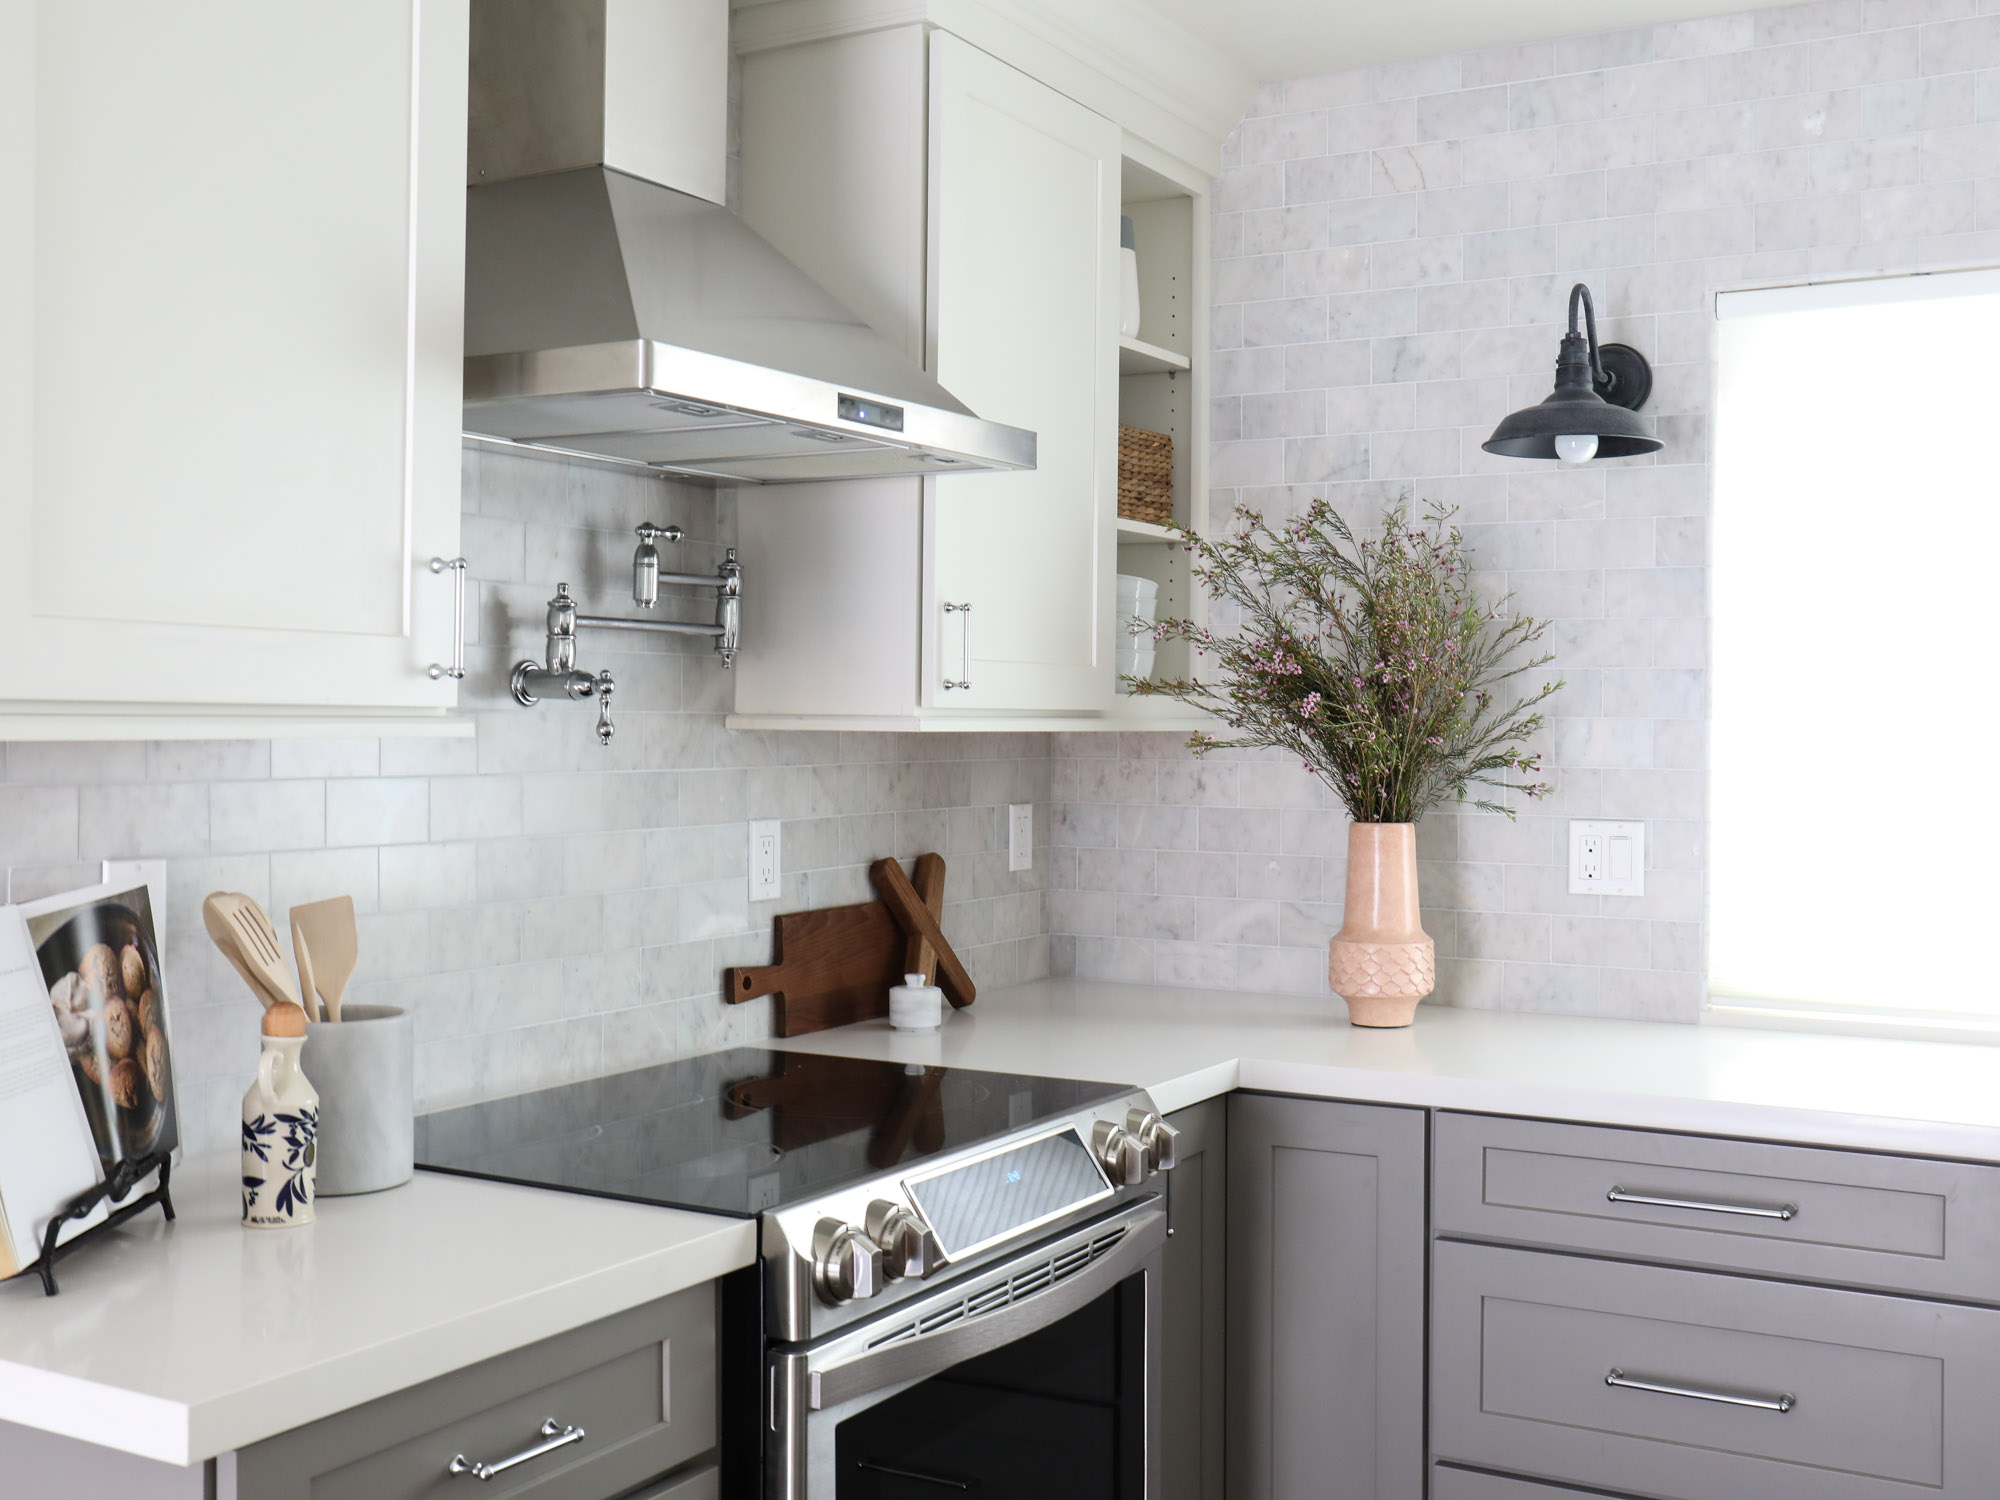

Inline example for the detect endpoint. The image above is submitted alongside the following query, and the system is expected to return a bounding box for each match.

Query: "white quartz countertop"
[774,979,2000,1164]
[0,1152,755,1466]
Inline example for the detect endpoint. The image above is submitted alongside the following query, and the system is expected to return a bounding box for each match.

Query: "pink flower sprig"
[1122,496,1563,823]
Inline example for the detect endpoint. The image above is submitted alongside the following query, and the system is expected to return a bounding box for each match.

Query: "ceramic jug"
[241,1016,318,1227]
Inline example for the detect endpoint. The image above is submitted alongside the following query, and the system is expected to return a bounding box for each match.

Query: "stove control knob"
[1127,1108,1180,1174]
[1091,1120,1148,1188]
[865,1200,944,1281]
[811,1217,884,1305]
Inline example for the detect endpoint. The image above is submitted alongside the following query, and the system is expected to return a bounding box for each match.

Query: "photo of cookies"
[27,883,181,1173]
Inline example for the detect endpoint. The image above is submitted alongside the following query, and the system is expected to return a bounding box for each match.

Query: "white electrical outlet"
[749,820,781,902]
[1569,820,1645,896]
[1008,804,1033,872]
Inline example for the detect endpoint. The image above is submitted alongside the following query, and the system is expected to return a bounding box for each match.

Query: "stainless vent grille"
[865,1227,1130,1351]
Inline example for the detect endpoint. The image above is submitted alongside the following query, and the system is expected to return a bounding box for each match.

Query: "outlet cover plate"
[1569,819,1644,896]
[749,819,781,902]
[1008,804,1033,872]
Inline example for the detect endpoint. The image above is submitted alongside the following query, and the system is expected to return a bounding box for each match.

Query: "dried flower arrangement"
[1127,498,1562,824]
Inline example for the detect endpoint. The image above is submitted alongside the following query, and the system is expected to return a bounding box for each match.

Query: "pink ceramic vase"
[1328,822,1435,1027]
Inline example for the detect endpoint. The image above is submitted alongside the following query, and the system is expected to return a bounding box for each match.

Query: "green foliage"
[1129,498,1561,823]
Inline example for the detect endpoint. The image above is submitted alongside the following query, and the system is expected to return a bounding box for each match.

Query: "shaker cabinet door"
[926,32,1118,712]
[0,1,466,725]
[1227,1093,1427,1500]
[1161,1098,1226,1500]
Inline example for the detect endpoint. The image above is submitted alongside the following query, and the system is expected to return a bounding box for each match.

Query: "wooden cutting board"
[723,900,909,1037]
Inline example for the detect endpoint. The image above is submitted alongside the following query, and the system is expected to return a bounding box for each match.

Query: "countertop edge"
[2,1218,757,1467]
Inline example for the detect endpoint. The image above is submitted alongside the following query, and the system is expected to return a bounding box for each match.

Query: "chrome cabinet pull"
[428,556,468,681]
[942,602,972,691]
[1607,1186,1797,1221]
[1606,1368,1794,1413]
[447,1418,585,1481]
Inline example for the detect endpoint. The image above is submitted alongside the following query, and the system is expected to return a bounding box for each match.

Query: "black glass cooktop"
[413,1047,1134,1217]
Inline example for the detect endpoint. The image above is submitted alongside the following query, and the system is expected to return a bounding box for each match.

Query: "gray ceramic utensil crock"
[302,1004,413,1195]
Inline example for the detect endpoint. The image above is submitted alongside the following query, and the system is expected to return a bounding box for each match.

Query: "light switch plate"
[1008,804,1033,872]
[749,820,781,902]
[1569,820,1644,896]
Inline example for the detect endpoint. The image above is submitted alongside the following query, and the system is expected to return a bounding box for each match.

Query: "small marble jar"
[242,1004,318,1227]
[889,973,943,1031]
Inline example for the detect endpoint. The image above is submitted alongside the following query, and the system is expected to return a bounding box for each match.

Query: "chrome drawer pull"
[447,1418,585,1481]
[1607,1186,1797,1221]
[1606,1368,1795,1413]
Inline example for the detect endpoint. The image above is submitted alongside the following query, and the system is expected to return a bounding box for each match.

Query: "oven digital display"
[905,1128,1112,1259]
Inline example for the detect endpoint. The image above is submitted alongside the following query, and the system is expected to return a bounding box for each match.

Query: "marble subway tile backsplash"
[1055,0,2000,1022]
[2,446,1052,1156]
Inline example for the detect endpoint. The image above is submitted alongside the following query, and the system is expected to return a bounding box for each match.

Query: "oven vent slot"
[1010,1264,1053,1298]
[968,1283,1013,1317]
[918,1304,967,1336]
[862,1224,1134,1350]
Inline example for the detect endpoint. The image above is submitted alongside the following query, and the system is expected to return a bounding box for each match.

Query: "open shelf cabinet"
[1113,153,1205,707]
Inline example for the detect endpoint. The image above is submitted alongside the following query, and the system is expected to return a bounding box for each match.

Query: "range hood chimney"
[461,0,1035,483]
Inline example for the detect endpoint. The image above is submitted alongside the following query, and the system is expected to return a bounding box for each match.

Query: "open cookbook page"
[0,907,105,1278]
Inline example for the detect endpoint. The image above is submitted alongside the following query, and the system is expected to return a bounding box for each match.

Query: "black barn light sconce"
[1482,282,1663,463]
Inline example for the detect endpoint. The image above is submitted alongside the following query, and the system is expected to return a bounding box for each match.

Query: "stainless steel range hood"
[461,0,1034,484]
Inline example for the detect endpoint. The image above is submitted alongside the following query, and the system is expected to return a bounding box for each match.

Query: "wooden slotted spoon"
[201,892,297,1011]
[290,895,358,1023]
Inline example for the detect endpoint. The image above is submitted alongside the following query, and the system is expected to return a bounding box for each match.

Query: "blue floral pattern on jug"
[242,1106,317,1224]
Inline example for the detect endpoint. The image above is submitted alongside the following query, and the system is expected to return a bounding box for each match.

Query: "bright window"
[1712,268,2000,1018]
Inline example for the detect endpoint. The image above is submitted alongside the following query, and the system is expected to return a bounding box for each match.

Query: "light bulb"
[1553,432,1599,464]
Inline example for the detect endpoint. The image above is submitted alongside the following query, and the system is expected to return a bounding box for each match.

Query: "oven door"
[767,1197,1166,1500]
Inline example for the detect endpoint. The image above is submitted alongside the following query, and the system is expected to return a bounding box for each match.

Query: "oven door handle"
[795,1203,1166,1413]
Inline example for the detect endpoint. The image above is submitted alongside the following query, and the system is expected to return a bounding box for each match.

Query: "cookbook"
[0,867,180,1278]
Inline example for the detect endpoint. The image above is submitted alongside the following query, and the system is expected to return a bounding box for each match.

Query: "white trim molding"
[731,0,1256,177]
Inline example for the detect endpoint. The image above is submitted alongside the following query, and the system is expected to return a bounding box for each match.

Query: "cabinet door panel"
[1227,1093,1426,1500]
[1161,1099,1224,1500]
[0,1,465,713]
[927,33,1116,711]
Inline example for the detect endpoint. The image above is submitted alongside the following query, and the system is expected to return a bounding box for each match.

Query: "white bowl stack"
[1115,574,1159,693]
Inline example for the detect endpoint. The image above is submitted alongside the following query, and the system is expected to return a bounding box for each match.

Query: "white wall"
[2,446,1052,1156]
[1052,0,2000,1019]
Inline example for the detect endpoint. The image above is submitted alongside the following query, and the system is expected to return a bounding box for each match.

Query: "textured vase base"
[1341,992,1423,1028]
[1329,937,1436,1029]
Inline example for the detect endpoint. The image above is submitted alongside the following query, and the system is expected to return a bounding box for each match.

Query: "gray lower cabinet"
[233,1283,717,1500]
[1160,1098,1225,1500]
[1227,1094,1426,1500]
[1432,1238,2000,1500]
[1433,1110,2000,1302]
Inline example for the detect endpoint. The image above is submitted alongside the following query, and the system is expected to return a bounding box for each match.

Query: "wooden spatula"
[201,892,297,1010]
[290,895,358,1023]
[292,925,322,1023]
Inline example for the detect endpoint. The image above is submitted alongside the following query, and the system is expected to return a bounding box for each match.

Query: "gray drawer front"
[1435,1111,2000,1301]
[1432,1240,2000,1500]
[236,1283,715,1500]
[1433,1466,1634,1500]
[624,1460,718,1500]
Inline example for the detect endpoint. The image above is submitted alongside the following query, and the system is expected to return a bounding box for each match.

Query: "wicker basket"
[1117,424,1174,527]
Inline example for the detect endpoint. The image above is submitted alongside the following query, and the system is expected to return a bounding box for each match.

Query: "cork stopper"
[262,1000,308,1038]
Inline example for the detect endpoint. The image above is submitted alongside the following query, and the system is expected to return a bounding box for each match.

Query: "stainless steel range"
[415,1047,1179,1500]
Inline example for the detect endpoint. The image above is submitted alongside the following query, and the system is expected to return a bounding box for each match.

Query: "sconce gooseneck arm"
[1567,282,1606,388]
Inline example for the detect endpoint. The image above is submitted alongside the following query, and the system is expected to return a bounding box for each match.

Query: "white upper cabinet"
[0,1,469,736]
[733,24,1141,729]
[731,5,1246,730]
[926,33,1119,713]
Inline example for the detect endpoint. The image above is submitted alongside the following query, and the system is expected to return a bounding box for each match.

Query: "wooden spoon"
[202,892,286,1011]
[290,895,357,1023]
